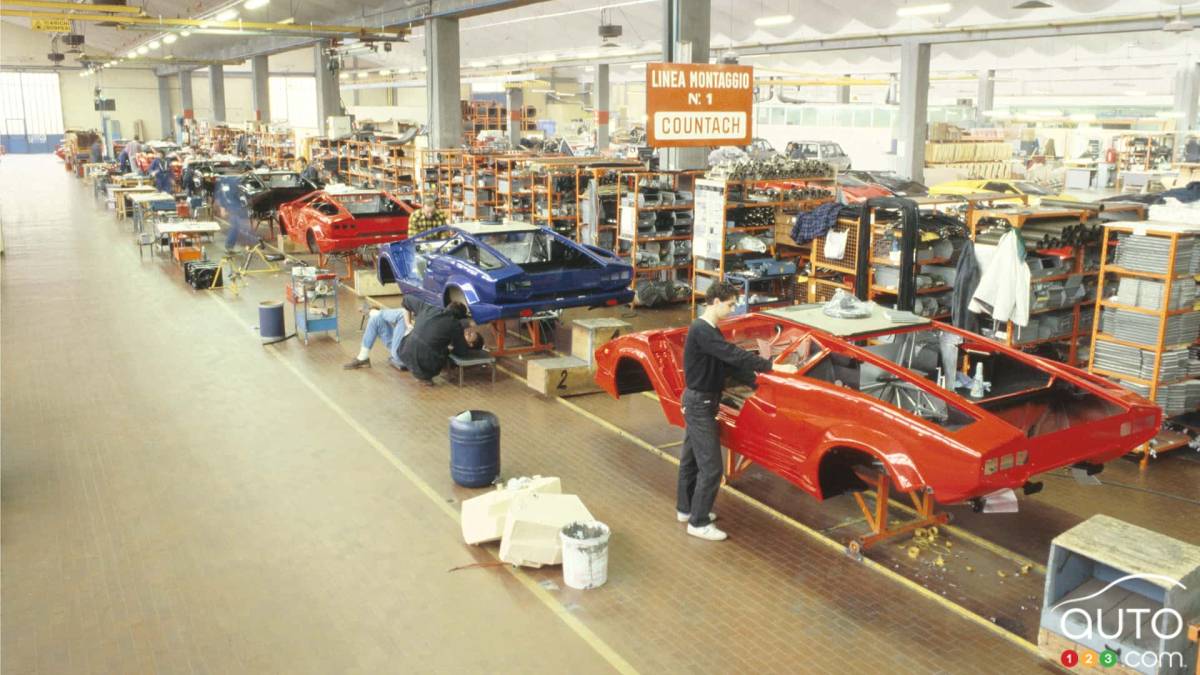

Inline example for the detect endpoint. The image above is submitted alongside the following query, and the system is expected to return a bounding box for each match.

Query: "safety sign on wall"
[646,63,753,148]
[32,18,72,32]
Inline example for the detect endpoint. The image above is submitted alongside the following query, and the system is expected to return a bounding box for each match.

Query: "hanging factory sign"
[32,17,72,32]
[646,62,753,148]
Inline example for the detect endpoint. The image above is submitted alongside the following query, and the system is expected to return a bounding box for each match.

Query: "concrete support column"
[1173,59,1200,156]
[157,75,173,140]
[426,17,463,149]
[251,54,271,122]
[836,74,850,104]
[180,69,194,118]
[662,0,711,170]
[506,86,524,147]
[595,63,610,151]
[208,64,226,123]
[976,69,995,126]
[314,41,342,131]
[897,42,931,183]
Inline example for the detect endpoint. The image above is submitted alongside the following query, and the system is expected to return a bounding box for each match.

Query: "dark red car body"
[278,188,416,254]
[594,307,1159,505]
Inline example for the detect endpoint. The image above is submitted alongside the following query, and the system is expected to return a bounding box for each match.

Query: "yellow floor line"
[550,393,1043,659]
[208,294,639,675]
[641,381,1045,573]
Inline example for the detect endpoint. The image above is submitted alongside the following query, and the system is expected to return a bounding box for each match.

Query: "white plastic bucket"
[560,520,610,590]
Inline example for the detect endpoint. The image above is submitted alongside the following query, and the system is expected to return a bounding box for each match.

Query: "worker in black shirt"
[344,297,482,386]
[677,281,796,541]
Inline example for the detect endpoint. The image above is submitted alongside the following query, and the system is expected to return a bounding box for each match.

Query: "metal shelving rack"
[692,174,836,313]
[418,149,465,215]
[616,170,701,300]
[1088,221,1200,466]
[340,139,417,194]
[461,152,501,220]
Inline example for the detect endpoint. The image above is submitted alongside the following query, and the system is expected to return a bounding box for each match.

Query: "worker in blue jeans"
[346,307,411,370]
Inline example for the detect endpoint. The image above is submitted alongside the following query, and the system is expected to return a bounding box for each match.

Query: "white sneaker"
[676,511,718,523]
[686,523,728,541]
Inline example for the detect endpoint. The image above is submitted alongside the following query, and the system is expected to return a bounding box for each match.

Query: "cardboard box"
[461,477,562,545]
[526,356,599,397]
[352,269,401,296]
[571,318,632,367]
[499,493,594,567]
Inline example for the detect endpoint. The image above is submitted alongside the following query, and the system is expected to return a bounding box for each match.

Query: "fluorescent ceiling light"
[149,39,161,49]
[1156,111,1185,119]
[577,50,599,60]
[1069,113,1095,122]
[537,53,556,63]
[357,71,369,79]
[378,69,391,76]
[244,0,269,9]
[896,3,952,17]
[501,57,521,66]
[127,50,138,58]
[216,9,239,21]
[468,60,489,68]
[339,72,349,80]
[531,88,553,93]
[1124,90,1147,97]
[754,15,794,28]
[137,45,149,55]
[398,67,411,74]
[276,17,294,24]
[163,34,177,44]
[181,30,191,36]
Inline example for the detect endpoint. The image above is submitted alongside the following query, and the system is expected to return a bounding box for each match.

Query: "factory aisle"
[2,156,1058,674]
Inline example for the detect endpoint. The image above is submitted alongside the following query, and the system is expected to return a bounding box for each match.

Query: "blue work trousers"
[362,308,409,364]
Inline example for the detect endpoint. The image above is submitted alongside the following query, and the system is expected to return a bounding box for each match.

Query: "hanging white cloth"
[968,229,1031,327]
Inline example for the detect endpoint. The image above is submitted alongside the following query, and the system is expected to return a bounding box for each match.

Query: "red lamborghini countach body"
[278,186,416,254]
[594,304,1159,506]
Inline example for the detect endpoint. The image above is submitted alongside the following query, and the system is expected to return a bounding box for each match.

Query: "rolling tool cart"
[288,267,340,344]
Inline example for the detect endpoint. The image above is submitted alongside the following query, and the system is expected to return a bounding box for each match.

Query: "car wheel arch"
[813,439,924,500]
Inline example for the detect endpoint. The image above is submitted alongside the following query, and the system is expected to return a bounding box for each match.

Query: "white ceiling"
[4,0,1200,96]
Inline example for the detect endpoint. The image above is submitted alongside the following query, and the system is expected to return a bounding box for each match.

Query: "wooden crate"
[526,356,599,397]
[570,318,631,368]
[352,269,401,296]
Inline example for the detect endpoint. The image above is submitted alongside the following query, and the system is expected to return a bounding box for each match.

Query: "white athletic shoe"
[676,511,718,523]
[686,523,728,541]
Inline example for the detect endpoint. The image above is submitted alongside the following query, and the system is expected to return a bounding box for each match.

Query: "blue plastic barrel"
[449,410,501,487]
[259,301,285,343]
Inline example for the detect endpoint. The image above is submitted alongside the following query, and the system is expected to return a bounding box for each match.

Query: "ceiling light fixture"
[339,72,349,80]
[216,9,239,22]
[378,69,391,76]
[1124,90,1147,97]
[149,39,161,49]
[896,3,952,17]
[244,0,270,9]
[137,45,149,55]
[537,53,556,63]
[163,34,177,44]
[1164,6,1193,33]
[468,60,488,68]
[1012,1,1051,8]
[1156,111,1185,119]
[501,56,521,66]
[127,50,138,58]
[754,15,795,27]
[181,29,192,36]
[398,67,411,74]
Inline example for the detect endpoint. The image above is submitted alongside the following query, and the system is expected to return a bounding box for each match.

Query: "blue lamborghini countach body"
[377,222,634,324]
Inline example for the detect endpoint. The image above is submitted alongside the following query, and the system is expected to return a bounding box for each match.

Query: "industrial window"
[0,71,64,136]
[268,76,318,129]
[755,106,768,126]
[769,106,785,125]
[786,107,802,125]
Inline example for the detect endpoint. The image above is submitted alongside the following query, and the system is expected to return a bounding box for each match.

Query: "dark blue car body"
[377,223,634,324]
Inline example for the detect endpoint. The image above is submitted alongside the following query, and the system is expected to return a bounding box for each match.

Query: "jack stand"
[218,240,284,296]
[846,467,948,558]
[316,250,359,283]
[490,317,556,357]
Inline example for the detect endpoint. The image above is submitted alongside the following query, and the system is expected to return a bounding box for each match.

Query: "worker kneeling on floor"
[345,296,483,387]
